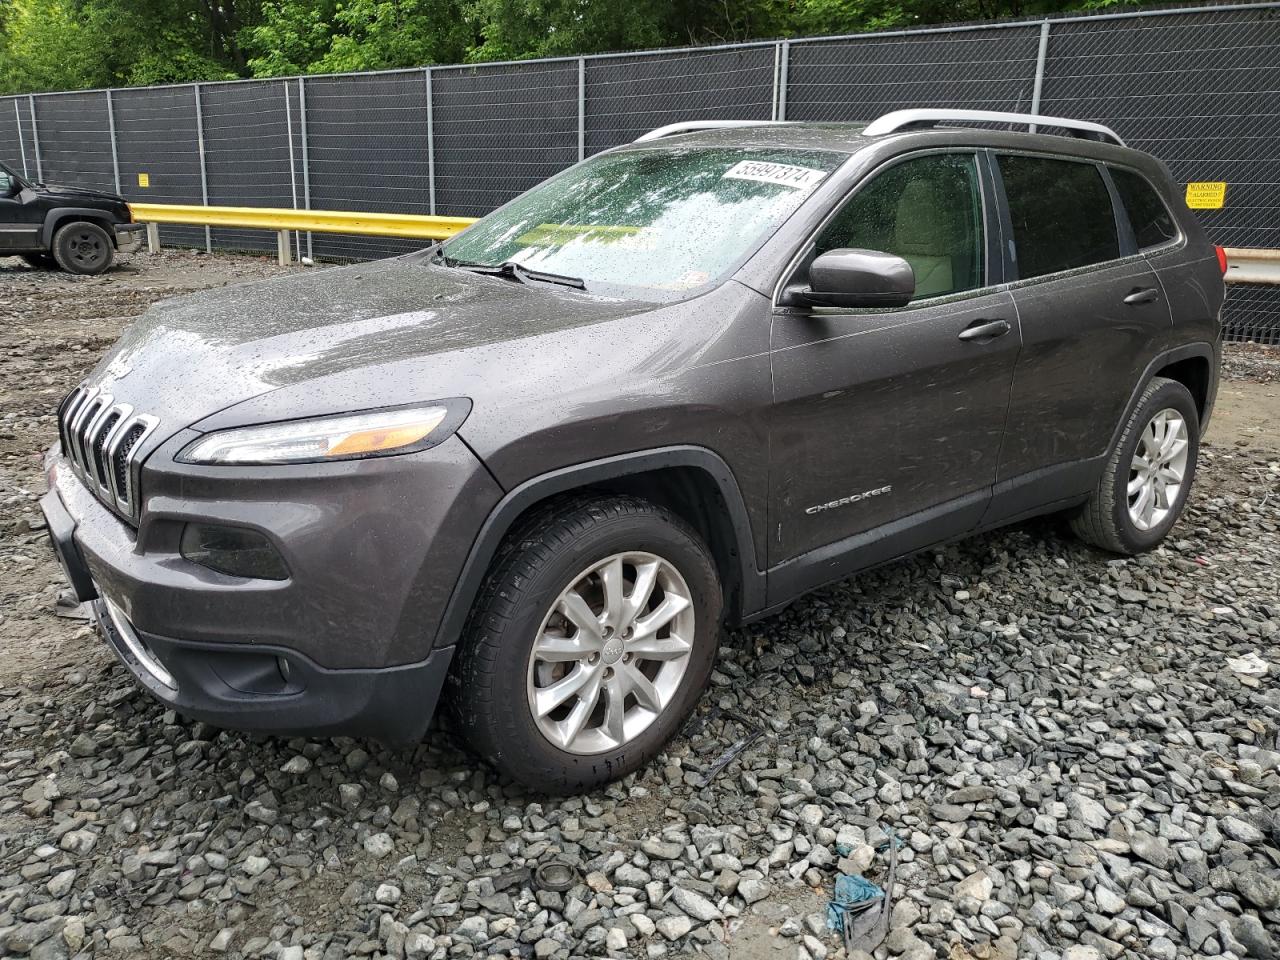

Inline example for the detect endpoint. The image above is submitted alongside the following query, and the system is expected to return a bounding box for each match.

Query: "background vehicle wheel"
[1070,376,1200,554]
[51,221,114,275]
[20,253,57,270]
[450,495,723,793]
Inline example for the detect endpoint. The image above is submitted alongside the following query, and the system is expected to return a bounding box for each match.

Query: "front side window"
[440,146,844,297]
[813,153,985,300]
[1110,167,1178,249]
[999,155,1120,279]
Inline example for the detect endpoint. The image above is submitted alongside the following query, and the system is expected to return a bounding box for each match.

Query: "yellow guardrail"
[128,203,478,264]
[1223,247,1280,286]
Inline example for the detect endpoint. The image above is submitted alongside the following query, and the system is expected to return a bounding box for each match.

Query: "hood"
[34,182,127,204]
[86,253,653,436]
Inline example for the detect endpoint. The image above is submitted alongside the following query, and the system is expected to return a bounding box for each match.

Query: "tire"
[1070,376,1200,554]
[20,253,57,269]
[449,495,723,793]
[51,221,114,275]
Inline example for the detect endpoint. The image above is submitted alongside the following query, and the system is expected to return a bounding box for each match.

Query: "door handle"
[1123,287,1160,305]
[957,318,1011,342]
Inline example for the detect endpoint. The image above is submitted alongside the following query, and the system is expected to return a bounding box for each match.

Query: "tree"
[1,0,1165,94]
[0,0,258,93]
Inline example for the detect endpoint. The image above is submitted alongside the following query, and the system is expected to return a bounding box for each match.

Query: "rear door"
[768,150,1019,583]
[988,152,1172,517]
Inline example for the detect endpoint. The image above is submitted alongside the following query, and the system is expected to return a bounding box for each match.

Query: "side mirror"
[793,248,915,309]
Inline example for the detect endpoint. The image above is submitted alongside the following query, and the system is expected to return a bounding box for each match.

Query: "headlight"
[177,402,467,465]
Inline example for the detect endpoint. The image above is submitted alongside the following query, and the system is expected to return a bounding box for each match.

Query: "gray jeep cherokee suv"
[41,109,1226,792]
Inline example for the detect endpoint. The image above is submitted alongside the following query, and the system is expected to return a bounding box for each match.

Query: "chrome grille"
[57,385,159,521]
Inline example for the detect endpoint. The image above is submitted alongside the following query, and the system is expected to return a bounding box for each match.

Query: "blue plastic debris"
[825,872,884,931]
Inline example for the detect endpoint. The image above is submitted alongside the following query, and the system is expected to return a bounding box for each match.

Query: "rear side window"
[1110,167,1178,249]
[998,155,1120,279]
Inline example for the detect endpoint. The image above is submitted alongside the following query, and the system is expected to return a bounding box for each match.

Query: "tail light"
[1214,245,1229,275]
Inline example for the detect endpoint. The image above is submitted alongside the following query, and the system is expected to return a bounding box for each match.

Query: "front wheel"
[52,221,114,275]
[449,495,722,793]
[1070,376,1200,554]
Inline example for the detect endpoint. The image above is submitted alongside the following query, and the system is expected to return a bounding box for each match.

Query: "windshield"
[440,146,845,297]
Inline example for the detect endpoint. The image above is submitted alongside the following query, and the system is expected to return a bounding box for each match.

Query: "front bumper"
[39,434,503,741]
[114,223,145,255]
[91,596,452,742]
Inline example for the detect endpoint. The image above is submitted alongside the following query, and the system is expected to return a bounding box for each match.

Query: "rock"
[955,871,993,902]
[242,855,270,877]
[641,838,683,860]
[1231,914,1277,960]
[671,886,722,921]
[737,877,769,904]
[209,929,233,952]
[376,883,402,904]
[363,833,394,858]
[656,916,693,941]
[1067,792,1111,830]
[1234,865,1280,910]
[1221,816,1265,844]
[1094,885,1126,915]
[1129,832,1173,869]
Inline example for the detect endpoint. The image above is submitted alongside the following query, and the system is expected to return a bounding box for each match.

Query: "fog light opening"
[180,523,289,580]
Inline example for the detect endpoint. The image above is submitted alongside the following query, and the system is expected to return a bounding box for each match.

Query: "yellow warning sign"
[1185,181,1226,209]
[137,173,150,188]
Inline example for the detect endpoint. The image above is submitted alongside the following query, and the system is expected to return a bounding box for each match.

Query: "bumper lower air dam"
[93,598,453,744]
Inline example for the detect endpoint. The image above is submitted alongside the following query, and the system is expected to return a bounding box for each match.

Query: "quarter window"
[814,153,985,300]
[998,155,1120,279]
[1110,167,1178,249]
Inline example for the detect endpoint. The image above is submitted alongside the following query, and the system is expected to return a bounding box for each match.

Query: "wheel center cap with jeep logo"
[602,637,624,664]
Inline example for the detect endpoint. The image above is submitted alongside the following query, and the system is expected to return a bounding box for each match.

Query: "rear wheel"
[1070,376,1199,554]
[20,253,57,270]
[449,495,722,793]
[52,221,114,275]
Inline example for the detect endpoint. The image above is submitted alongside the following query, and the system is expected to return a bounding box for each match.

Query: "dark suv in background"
[41,109,1225,792]
[1,160,143,274]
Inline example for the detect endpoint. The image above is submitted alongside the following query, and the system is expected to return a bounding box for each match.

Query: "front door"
[768,151,1019,593]
[0,168,40,251]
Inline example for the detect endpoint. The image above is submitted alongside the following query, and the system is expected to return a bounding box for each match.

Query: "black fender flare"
[1109,341,1218,451]
[42,208,119,249]
[432,445,764,649]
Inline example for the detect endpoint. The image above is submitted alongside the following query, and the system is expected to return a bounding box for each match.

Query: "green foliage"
[1,0,250,92]
[1,0,1163,94]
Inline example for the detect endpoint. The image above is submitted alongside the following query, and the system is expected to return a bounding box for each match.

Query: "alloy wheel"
[526,551,694,755]
[1127,407,1189,531]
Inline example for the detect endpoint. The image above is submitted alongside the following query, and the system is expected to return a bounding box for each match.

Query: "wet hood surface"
[32,183,127,204]
[87,254,653,431]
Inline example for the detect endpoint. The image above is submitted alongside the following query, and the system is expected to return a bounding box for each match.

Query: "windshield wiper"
[438,254,586,290]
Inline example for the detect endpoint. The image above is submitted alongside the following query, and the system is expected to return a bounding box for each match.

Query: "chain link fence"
[2,2,1278,342]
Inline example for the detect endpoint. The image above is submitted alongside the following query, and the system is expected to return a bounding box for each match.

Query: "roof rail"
[634,120,793,143]
[862,109,1125,146]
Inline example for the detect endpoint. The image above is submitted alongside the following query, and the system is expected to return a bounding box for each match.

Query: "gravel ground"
[1,252,1278,960]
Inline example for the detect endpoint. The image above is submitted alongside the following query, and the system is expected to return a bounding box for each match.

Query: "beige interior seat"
[893,179,961,298]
